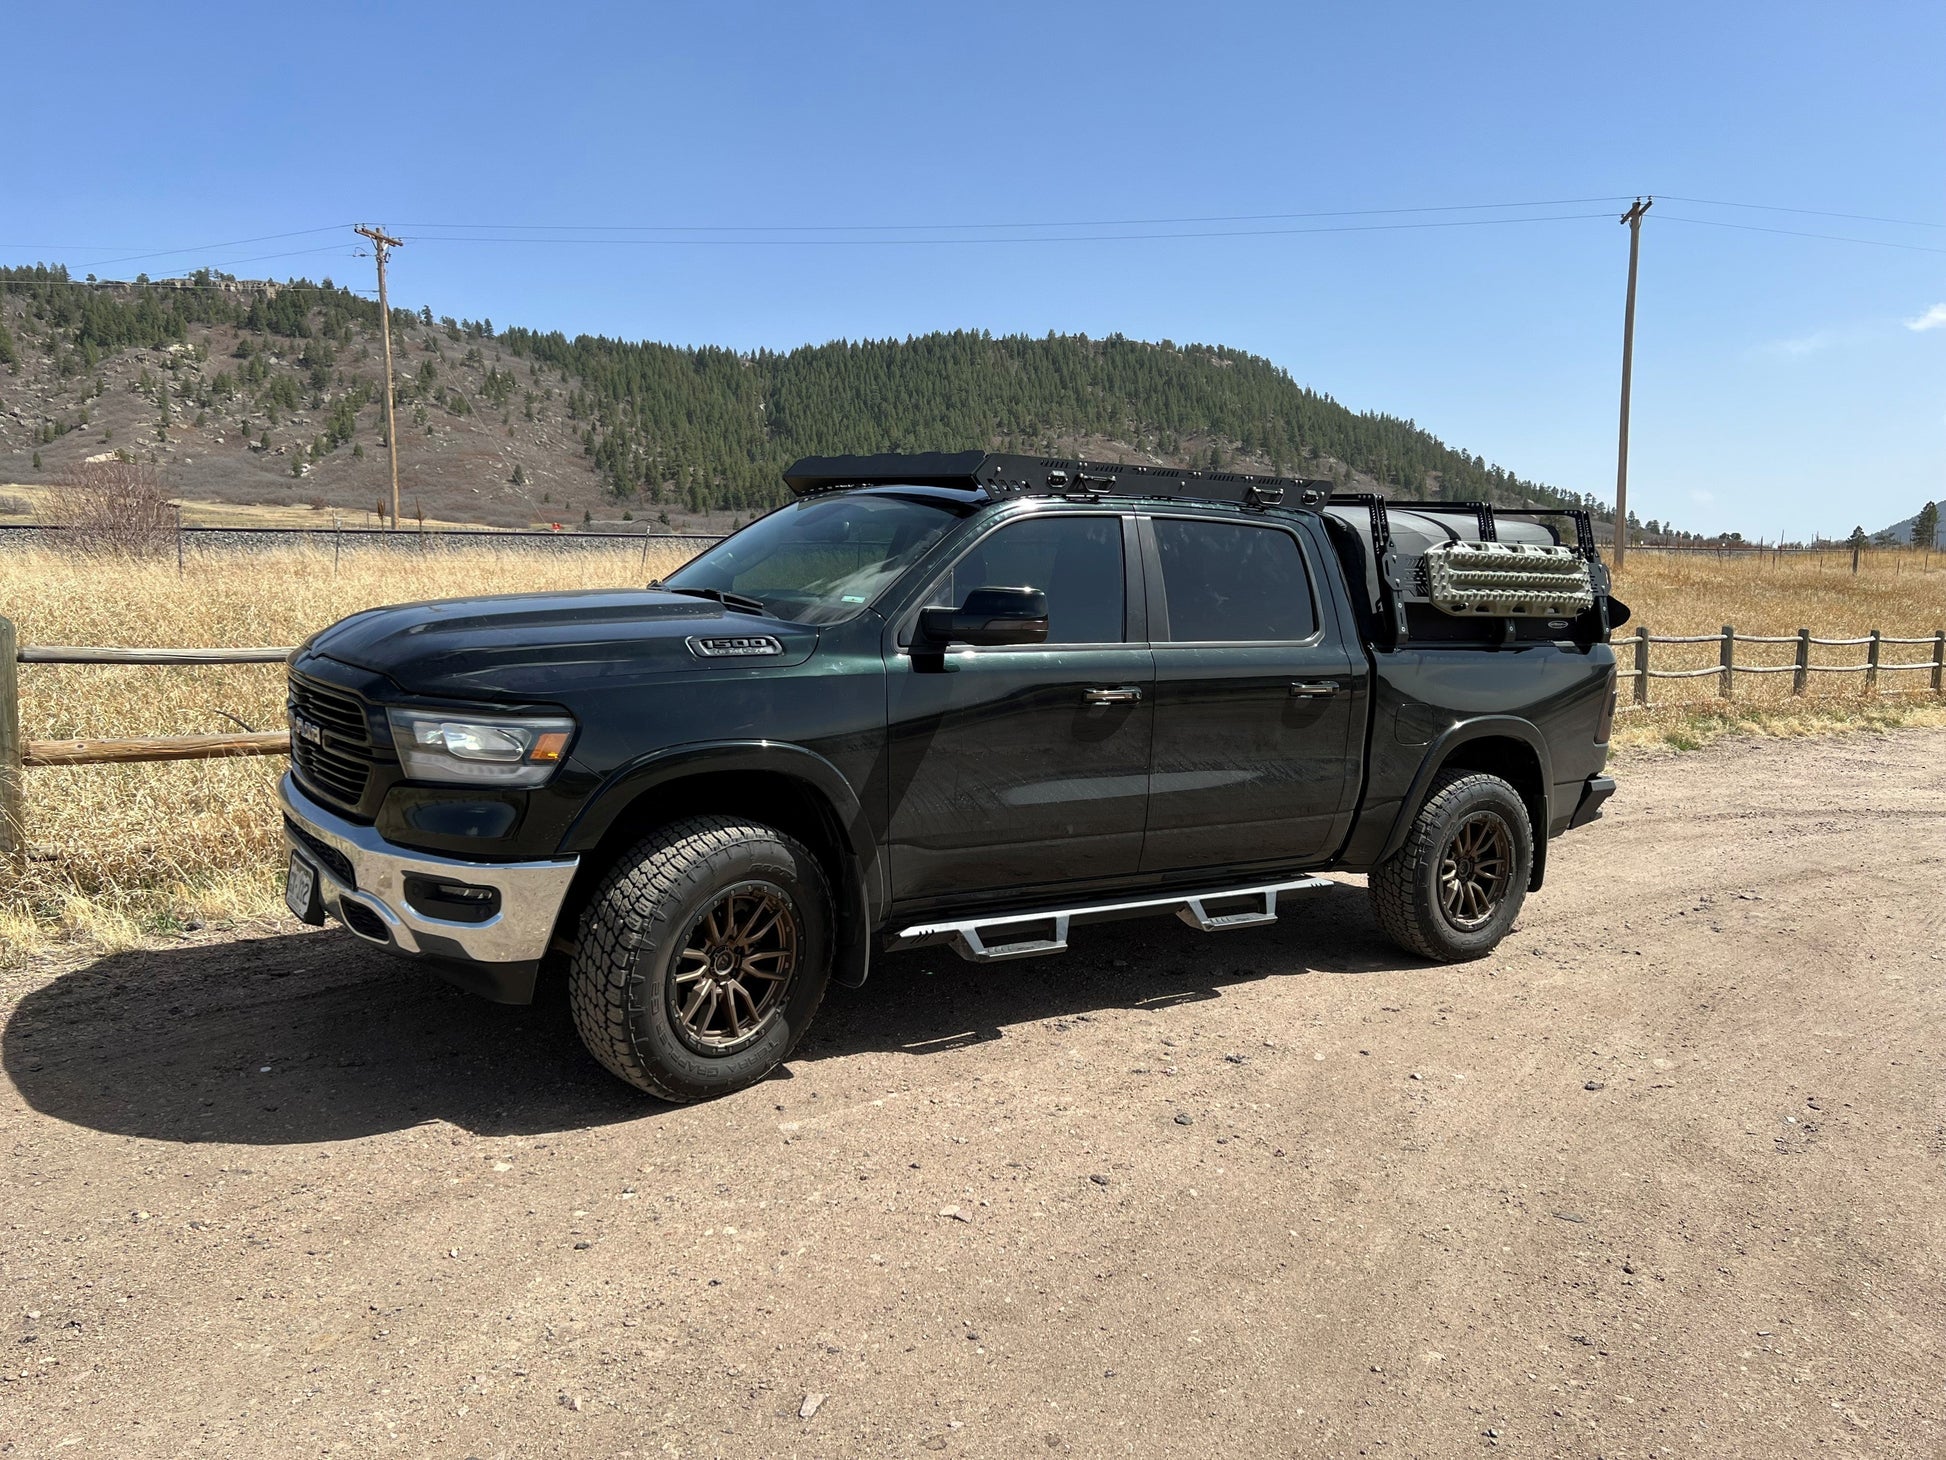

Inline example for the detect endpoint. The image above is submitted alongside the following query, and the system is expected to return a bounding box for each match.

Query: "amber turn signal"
[527,731,571,764]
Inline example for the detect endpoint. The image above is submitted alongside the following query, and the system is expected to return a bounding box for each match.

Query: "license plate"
[285,852,322,923]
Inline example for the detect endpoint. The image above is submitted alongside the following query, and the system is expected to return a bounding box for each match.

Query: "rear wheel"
[1369,771,1532,962]
[569,816,833,1101]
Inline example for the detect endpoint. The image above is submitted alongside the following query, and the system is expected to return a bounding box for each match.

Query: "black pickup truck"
[280,452,1623,1101]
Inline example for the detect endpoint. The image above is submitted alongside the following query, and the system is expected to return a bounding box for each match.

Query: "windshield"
[661,491,973,625]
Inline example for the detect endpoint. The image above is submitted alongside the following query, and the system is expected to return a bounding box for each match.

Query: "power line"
[8,196,1943,290]
[11,193,1942,272]
[400,195,1640,234]
[156,244,363,271]
[88,224,355,268]
[54,225,354,269]
[1657,195,1944,231]
[1651,213,1946,255]
[398,212,1620,248]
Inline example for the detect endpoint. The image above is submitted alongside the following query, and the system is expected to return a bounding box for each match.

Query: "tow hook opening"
[337,899,394,944]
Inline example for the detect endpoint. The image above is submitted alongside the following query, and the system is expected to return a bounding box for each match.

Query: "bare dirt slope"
[3,731,1943,1458]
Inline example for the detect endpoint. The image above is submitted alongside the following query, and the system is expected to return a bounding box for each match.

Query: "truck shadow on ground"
[5,879,1420,1145]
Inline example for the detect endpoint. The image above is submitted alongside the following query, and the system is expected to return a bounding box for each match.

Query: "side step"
[895,877,1334,964]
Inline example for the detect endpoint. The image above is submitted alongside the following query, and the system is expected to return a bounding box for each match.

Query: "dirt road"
[3,730,1943,1458]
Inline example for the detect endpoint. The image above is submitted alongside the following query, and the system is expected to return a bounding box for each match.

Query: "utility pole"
[1612,196,1652,573]
[355,225,404,528]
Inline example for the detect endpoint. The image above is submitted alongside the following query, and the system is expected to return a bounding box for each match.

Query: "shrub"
[39,459,176,556]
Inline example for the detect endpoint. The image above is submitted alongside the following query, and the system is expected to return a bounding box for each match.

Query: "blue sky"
[9,1,1943,538]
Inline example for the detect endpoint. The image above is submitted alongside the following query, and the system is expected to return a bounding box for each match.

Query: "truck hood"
[301,589,819,700]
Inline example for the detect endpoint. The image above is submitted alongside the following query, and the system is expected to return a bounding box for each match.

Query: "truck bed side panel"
[1337,642,1614,869]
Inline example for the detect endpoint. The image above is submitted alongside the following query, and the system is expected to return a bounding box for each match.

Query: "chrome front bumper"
[279,772,578,971]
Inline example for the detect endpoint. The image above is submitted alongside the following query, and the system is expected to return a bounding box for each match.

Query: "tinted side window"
[929,515,1126,644]
[1153,519,1316,642]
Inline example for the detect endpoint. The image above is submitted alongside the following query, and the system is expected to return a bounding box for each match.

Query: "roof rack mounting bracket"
[781,451,1335,512]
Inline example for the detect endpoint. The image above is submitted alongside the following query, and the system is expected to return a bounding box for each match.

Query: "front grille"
[284,817,355,889]
[289,675,370,739]
[288,672,375,810]
[292,738,372,806]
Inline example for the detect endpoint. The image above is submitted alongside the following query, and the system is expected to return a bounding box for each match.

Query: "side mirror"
[918,586,1049,647]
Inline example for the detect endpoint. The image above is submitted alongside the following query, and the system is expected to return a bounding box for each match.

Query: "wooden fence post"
[1633,625,1650,707]
[1719,625,1735,700]
[1866,630,1881,694]
[1933,630,1945,694]
[0,616,22,863]
[1793,628,1810,697]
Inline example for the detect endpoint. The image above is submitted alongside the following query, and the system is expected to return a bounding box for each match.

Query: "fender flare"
[559,738,887,937]
[1376,716,1555,886]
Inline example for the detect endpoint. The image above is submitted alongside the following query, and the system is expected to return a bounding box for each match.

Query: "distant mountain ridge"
[1873,507,1944,548]
[1,262,1613,531]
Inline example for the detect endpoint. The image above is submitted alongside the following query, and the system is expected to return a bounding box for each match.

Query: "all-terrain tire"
[1369,770,1533,962]
[569,816,833,1102]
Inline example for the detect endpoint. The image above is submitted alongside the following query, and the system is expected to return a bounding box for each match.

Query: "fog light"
[403,876,502,924]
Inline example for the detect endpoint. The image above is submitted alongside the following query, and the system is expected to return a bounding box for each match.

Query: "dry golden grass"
[0,481,509,530]
[1609,549,1946,743]
[1,541,1939,958]
[1608,697,1946,753]
[1613,546,1946,638]
[0,540,697,959]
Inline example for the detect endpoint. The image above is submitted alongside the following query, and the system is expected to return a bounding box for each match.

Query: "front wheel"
[1369,771,1532,962]
[569,816,833,1101]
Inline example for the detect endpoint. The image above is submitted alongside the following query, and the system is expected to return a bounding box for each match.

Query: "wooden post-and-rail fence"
[1620,624,1946,707]
[0,616,295,859]
[2,614,1944,860]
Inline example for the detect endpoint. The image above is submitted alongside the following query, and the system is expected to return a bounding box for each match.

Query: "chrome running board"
[895,876,1333,964]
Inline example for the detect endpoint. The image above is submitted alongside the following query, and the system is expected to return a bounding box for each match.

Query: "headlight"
[386,709,576,787]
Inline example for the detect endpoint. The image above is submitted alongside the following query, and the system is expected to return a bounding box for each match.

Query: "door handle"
[1290,680,1343,698]
[1083,686,1143,705]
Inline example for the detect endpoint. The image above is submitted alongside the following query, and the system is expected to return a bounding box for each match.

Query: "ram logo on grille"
[687,635,785,658]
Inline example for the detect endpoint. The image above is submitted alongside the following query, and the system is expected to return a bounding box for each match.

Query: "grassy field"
[1606,548,1946,748]
[1614,545,1945,637]
[0,480,524,530]
[0,542,1940,957]
[0,541,697,957]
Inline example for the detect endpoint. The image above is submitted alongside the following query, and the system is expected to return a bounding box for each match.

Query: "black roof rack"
[783,452,1335,512]
[779,452,1607,651]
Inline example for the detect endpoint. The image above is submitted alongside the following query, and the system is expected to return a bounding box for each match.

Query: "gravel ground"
[2,729,1943,1458]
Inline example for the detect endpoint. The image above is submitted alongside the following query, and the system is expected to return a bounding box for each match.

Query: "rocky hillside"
[0,264,1608,533]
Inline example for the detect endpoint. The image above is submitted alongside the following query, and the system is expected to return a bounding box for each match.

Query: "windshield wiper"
[651,583,769,616]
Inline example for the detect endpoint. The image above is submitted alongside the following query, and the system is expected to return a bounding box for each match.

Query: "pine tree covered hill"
[0,262,1612,530]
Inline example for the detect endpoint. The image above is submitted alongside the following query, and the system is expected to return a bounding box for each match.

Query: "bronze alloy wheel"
[668,881,800,1054]
[1437,810,1514,931]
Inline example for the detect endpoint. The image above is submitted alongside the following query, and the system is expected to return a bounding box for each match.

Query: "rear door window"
[1152,518,1317,642]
